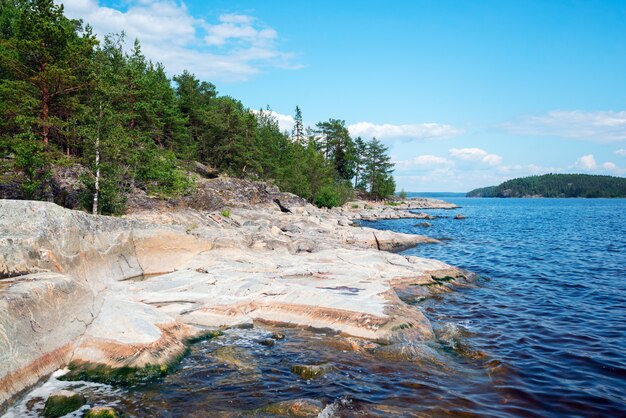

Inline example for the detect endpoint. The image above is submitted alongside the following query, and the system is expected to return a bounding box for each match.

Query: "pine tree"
[353,136,367,189]
[314,118,355,181]
[291,105,305,145]
[0,0,96,149]
[363,137,395,200]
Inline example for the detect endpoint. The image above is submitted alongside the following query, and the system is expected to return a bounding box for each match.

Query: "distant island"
[466,174,626,198]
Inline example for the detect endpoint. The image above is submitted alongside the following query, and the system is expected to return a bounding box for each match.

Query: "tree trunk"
[92,101,103,215]
[42,83,50,149]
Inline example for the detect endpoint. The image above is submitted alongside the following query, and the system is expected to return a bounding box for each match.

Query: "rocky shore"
[0,180,469,414]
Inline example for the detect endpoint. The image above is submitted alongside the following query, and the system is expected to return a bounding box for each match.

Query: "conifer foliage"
[0,0,397,214]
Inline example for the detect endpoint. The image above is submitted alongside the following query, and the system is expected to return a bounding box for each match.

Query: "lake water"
[362,197,626,417]
[6,198,626,417]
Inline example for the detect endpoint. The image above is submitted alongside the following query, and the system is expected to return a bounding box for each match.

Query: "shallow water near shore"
[6,198,626,417]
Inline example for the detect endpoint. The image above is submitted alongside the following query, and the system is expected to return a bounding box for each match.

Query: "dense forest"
[466,174,626,198]
[0,0,396,214]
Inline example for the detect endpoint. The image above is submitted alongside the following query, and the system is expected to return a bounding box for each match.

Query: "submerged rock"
[259,338,275,347]
[84,406,120,418]
[290,363,334,380]
[42,390,86,418]
[211,346,257,372]
[454,214,466,219]
[257,398,324,416]
[372,342,450,369]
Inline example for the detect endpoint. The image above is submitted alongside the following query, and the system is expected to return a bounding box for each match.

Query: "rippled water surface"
[7,198,626,417]
[364,198,626,417]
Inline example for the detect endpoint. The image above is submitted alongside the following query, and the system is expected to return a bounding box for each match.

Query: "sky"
[58,0,626,192]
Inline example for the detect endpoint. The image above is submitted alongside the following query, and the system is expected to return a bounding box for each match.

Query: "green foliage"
[398,189,408,199]
[0,1,399,212]
[12,138,48,198]
[467,174,626,198]
[362,137,395,200]
[315,185,340,208]
[220,208,231,217]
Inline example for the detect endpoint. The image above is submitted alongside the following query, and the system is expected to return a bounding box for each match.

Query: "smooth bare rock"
[0,195,465,412]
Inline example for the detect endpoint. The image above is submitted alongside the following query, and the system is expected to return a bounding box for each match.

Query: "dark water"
[363,198,626,417]
[7,198,626,417]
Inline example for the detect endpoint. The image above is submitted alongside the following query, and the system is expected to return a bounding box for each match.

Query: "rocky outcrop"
[0,196,466,413]
[339,198,458,221]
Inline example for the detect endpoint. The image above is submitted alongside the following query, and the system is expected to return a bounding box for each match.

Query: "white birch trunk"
[92,101,102,215]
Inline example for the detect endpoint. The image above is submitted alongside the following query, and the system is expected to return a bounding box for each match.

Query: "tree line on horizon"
[466,173,626,198]
[0,0,396,215]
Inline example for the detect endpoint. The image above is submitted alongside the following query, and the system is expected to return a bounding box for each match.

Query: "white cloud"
[58,0,298,82]
[347,122,462,141]
[615,149,626,156]
[602,162,618,171]
[204,14,277,47]
[394,155,454,172]
[504,110,626,143]
[449,148,503,166]
[575,154,597,170]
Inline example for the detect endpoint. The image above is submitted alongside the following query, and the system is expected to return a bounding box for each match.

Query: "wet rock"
[211,346,256,372]
[259,338,275,347]
[416,222,431,227]
[42,390,86,418]
[257,398,324,417]
[290,363,334,379]
[372,342,449,369]
[271,332,285,340]
[84,406,120,418]
[454,214,466,219]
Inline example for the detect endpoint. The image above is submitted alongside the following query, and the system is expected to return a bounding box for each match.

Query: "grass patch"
[220,208,231,218]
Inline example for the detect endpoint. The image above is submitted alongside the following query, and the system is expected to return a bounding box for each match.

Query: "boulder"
[43,390,86,418]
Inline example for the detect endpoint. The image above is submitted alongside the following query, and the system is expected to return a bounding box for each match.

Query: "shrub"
[221,208,231,218]
[314,185,341,208]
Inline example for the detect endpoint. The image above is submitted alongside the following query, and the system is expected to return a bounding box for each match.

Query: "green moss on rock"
[61,331,222,386]
[84,406,119,418]
[290,363,334,380]
[43,390,86,418]
[60,362,174,386]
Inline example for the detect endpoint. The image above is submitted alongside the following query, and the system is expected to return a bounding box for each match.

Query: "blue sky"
[60,0,626,191]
